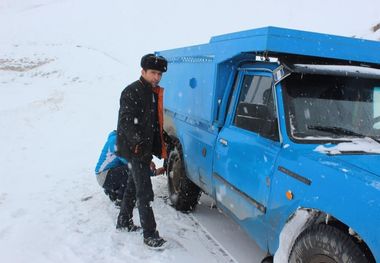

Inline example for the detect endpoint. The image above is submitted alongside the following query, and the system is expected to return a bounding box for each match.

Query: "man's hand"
[133,144,141,154]
[155,167,166,176]
[149,162,165,176]
[133,141,144,155]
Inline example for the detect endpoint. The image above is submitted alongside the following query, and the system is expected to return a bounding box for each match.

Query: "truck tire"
[289,224,370,263]
[167,145,201,212]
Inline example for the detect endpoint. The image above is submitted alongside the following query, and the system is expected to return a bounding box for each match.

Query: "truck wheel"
[167,145,201,212]
[289,224,369,263]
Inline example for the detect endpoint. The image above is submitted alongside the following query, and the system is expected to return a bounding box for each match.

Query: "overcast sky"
[2,0,379,44]
[1,0,379,78]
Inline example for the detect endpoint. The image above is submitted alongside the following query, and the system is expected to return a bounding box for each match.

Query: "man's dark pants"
[119,158,156,238]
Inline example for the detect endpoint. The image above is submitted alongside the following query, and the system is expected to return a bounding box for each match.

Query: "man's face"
[141,69,163,87]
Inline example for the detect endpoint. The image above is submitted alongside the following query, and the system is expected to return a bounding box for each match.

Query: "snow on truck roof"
[292,64,380,79]
[159,26,380,65]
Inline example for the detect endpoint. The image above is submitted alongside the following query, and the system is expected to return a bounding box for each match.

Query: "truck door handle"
[219,138,228,146]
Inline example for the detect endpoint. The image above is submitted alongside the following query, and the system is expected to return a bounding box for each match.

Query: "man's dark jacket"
[116,76,167,164]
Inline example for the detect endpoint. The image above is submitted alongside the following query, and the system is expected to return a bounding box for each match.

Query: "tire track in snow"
[158,194,237,262]
[186,213,238,263]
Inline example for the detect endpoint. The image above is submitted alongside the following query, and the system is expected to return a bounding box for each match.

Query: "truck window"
[233,75,278,140]
[375,87,380,129]
[283,74,380,142]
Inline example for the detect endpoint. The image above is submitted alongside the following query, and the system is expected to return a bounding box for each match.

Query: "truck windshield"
[283,73,380,143]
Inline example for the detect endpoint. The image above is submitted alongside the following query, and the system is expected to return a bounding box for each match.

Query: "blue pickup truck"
[157,27,380,262]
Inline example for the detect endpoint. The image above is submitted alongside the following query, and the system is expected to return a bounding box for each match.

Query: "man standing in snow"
[116,54,168,247]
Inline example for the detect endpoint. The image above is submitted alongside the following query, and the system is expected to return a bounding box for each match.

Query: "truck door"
[213,70,281,224]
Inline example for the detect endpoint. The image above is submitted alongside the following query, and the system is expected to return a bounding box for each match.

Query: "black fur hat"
[140,53,168,72]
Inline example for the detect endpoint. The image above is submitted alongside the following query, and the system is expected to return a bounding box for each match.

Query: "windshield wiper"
[368,136,380,143]
[307,125,365,137]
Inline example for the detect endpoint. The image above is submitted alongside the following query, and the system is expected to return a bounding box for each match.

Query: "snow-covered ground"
[0,0,379,262]
[0,39,265,263]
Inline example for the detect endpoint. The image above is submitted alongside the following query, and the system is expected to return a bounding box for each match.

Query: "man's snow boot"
[116,215,141,232]
[143,231,166,248]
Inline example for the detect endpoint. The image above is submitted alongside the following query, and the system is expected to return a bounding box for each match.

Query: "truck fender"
[273,208,319,263]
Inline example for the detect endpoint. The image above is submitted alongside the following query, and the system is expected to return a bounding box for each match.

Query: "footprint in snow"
[0,193,7,205]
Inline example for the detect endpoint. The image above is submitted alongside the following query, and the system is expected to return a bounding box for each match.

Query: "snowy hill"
[1,0,379,262]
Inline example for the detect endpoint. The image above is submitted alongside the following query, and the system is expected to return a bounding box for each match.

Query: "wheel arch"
[273,207,375,263]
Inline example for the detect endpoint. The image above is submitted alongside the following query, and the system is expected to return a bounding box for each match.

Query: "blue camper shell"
[157,27,380,260]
